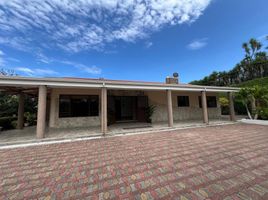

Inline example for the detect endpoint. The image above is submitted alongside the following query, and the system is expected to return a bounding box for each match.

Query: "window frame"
[177,96,190,107]
[59,95,99,118]
[198,96,217,108]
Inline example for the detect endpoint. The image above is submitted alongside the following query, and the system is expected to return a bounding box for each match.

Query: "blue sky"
[0,0,267,83]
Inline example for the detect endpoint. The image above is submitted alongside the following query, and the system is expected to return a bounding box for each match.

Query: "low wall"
[55,116,101,128]
[151,105,221,123]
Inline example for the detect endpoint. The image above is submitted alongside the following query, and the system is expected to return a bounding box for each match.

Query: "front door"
[115,96,137,121]
[108,96,148,124]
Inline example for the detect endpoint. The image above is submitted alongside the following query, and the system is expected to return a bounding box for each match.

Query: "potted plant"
[145,105,156,123]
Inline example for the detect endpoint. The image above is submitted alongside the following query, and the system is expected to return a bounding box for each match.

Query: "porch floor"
[0,117,239,146]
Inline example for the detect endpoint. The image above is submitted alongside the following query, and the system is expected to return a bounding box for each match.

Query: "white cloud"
[0,49,5,66]
[145,42,153,48]
[187,38,208,50]
[15,67,58,76]
[36,52,54,64]
[61,61,102,75]
[0,0,212,52]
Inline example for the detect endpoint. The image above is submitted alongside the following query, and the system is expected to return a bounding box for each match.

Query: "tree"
[236,88,254,119]
[0,68,17,76]
[190,37,268,86]
[251,85,268,119]
[236,86,268,120]
[242,38,262,60]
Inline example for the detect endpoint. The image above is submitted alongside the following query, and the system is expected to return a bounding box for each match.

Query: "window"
[198,96,217,108]
[59,95,99,118]
[207,96,217,108]
[177,96,190,107]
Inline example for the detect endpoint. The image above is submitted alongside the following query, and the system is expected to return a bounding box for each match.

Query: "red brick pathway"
[0,124,268,200]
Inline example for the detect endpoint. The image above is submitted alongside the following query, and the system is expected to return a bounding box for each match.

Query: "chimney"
[166,72,179,84]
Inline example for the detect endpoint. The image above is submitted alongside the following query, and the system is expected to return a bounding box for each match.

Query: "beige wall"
[49,88,221,128]
[49,88,101,128]
[146,91,221,123]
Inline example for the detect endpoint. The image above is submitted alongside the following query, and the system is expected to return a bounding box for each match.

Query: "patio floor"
[0,118,236,146]
[0,124,267,199]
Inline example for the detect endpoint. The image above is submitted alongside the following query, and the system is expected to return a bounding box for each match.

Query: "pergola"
[0,76,239,139]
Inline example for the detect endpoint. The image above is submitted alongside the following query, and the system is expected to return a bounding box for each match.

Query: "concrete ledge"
[240,119,268,126]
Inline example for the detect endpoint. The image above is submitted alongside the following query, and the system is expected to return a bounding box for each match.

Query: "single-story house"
[0,75,239,139]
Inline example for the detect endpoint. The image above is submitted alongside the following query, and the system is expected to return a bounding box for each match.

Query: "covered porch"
[0,76,238,142]
[0,118,237,146]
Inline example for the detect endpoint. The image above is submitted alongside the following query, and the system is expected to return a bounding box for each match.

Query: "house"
[0,74,238,139]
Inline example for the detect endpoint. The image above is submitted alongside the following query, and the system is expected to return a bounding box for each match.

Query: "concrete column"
[101,87,107,135]
[228,92,236,121]
[167,90,174,127]
[36,86,47,139]
[17,93,25,129]
[201,91,209,124]
[49,89,56,128]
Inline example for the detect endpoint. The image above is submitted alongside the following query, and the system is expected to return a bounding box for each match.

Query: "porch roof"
[0,76,239,93]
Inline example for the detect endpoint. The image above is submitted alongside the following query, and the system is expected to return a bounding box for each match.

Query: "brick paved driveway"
[0,124,268,200]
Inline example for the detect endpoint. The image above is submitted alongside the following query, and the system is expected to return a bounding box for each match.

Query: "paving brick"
[0,124,268,199]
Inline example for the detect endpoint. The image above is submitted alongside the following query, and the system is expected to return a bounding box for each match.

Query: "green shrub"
[0,116,17,130]
[24,112,37,126]
[145,105,156,123]
[11,120,17,129]
[259,108,268,120]
[234,100,247,115]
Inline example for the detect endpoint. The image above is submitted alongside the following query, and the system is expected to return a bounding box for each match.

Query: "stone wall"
[146,90,221,123]
[151,105,221,122]
[55,116,101,128]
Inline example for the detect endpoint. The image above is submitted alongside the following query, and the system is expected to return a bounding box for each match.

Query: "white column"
[167,90,174,127]
[36,86,47,139]
[101,87,107,135]
[201,91,209,124]
[17,93,25,129]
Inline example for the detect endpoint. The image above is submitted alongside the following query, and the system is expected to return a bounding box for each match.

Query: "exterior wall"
[146,91,221,123]
[50,88,221,128]
[49,88,101,128]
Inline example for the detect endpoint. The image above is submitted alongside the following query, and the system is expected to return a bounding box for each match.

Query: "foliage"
[0,116,17,130]
[24,112,37,126]
[190,38,268,87]
[236,86,268,120]
[219,97,229,115]
[259,108,268,120]
[236,77,268,88]
[0,68,38,129]
[0,68,17,76]
[0,94,18,117]
[145,105,156,123]
[0,93,37,118]
[219,97,229,107]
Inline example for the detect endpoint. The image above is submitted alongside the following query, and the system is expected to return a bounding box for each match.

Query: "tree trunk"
[251,97,257,119]
[245,104,253,120]
[254,101,260,120]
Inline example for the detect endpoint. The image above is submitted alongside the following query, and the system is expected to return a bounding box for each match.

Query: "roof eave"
[0,76,240,93]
